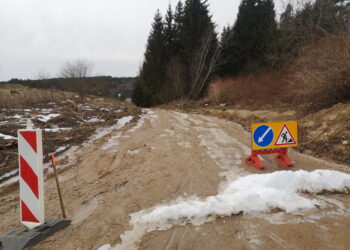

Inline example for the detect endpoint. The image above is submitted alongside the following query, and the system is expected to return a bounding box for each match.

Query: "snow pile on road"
[111,169,350,250]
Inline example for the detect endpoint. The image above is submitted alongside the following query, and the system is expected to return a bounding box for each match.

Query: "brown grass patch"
[0,84,71,109]
[207,72,290,107]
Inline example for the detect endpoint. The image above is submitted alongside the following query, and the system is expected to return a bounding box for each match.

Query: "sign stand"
[0,120,71,250]
[0,219,71,250]
[245,148,293,170]
[246,121,298,170]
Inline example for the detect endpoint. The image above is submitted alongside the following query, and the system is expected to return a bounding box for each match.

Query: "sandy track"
[0,109,349,250]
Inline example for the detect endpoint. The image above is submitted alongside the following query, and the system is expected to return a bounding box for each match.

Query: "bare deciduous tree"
[59,59,93,78]
[59,59,93,98]
[36,70,50,80]
[189,30,222,100]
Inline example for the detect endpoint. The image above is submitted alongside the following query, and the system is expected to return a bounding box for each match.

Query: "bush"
[207,72,288,106]
[291,33,350,113]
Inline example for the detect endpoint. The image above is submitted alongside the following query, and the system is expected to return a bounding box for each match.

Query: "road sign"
[253,125,274,148]
[18,129,44,229]
[251,121,298,150]
[275,124,296,146]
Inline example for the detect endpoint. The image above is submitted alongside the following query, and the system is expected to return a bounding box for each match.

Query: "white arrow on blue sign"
[253,125,274,148]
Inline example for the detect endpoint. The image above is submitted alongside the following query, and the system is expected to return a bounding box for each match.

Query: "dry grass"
[290,33,350,113]
[207,72,289,106]
[0,85,70,109]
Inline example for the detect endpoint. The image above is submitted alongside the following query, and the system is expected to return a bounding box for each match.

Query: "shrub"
[207,72,288,106]
[291,33,350,113]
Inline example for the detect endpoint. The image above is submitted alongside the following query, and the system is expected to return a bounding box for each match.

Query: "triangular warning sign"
[274,124,296,146]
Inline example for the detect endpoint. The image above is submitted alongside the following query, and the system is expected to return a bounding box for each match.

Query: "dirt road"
[1,109,349,250]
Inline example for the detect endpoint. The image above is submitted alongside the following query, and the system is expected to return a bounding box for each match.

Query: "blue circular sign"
[253,125,274,148]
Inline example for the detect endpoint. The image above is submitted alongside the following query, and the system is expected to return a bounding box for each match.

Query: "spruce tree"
[133,10,167,106]
[177,0,218,97]
[217,25,239,76]
[220,0,278,74]
[173,1,185,54]
[164,4,174,56]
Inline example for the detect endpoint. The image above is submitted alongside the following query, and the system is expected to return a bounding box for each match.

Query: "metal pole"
[50,154,67,219]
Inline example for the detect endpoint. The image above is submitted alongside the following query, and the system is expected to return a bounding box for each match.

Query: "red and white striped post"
[18,121,44,229]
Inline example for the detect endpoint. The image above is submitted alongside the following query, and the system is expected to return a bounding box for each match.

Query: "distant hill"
[0,76,136,98]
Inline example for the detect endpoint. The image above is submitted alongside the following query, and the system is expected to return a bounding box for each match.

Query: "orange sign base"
[245,148,293,170]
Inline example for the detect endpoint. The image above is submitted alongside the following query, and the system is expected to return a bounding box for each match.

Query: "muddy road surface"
[0,109,349,250]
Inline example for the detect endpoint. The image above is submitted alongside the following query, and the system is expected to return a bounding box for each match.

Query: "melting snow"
[93,116,134,141]
[44,127,71,132]
[101,133,121,151]
[87,117,105,123]
[116,116,134,129]
[37,113,60,122]
[55,146,69,153]
[0,133,16,140]
[98,244,112,250]
[7,114,23,119]
[111,169,350,250]
[129,119,144,132]
[0,169,18,182]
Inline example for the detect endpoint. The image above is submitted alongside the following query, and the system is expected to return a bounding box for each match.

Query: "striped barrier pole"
[18,120,44,229]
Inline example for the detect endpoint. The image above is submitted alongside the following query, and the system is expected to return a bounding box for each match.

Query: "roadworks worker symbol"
[275,125,296,146]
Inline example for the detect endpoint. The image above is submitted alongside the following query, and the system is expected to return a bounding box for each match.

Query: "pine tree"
[132,78,152,107]
[179,0,216,61]
[220,0,278,74]
[217,25,239,76]
[133,10,167,106]
[173,1,185,54]
[164,4,174,56]
[280,3,294,30]
[134,1,220,105]
[177,0,218,98]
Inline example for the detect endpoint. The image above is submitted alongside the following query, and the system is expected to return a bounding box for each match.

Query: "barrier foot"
[245,153,264,170]
[275,148,293,167]
[0,218,71,250]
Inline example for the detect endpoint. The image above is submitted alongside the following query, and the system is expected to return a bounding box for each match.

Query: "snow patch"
[44,127,71,132]
[37,113,60,122]
[93,116,134,141]
[55,145,69,153]
[113,170,350,250]
[101,133,121,151]
[116,116,134,129]
[0,169,18,182]
[7,114,23,119]
[0,133,16,140]
[87,117,105,123]
[196,126,249,182]
[98,244,112,250]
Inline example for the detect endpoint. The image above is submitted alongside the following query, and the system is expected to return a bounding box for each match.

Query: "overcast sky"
[0,0,285,81]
